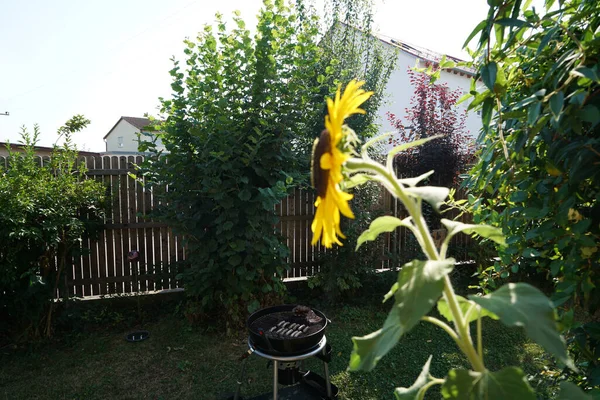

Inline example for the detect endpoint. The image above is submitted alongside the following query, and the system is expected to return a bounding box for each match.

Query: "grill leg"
[322,347,333,399]
[273,360,279,400]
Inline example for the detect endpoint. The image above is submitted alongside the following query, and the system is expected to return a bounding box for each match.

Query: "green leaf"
[558,381,592,400]
[485,367,535,399]
[463,20,487,49]
[387,136,442,159]
[238,189,251,201]
[494,18,531,28]
[437,295,499,324]
[581,105,600,126]
[229,254,242,266]
[394,356,434,400]
[398,170,434,187]
[441,219,506,245]
[570,66,599,82]
[549,91,564,119]
[481,62,498,91]
[345,173,373,189]
[362,132,395,152]
[383,281,399,303]
[349,259,454,371]
[356,216,413,250]
[441,369,480,399]
[247,299,260,313]
[405,186,450,212]
[522,247,540,257]
[482,98,494,128]
[442,367,535,399]
[527,101,541,125]
[469,283,575,370]
[468,90,491,111]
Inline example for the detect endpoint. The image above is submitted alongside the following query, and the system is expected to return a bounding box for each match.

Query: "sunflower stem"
[345,156,485,373]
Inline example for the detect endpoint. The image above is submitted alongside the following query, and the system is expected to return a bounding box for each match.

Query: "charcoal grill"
[229,305,338,400]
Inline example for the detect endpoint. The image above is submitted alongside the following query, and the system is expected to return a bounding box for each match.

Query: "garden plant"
[0,116,106,339]
[459,0,599,389]
[140,0,396,324]
[309,80,588,398]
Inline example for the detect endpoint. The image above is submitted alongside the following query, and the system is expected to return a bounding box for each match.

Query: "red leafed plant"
[387,67,474,190]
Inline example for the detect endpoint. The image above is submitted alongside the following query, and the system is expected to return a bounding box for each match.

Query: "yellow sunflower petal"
[310,80,373,248]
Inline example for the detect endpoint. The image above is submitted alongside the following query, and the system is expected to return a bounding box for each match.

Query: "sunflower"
[311,80,373,248]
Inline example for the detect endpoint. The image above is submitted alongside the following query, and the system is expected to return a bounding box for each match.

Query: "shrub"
[0,116,106,339]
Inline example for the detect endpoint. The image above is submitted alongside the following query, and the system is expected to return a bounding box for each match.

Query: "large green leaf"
[349,259,454,371]
[405,186,450,212]
[437,295,499,324]
[395,356,434,400]
[469,283,574,370]
[558,382,592,400]
[442,367,534,399]
[481,62,498,91]
[441,219,506,246]
[356,216,413,250]
[442,369,478,399]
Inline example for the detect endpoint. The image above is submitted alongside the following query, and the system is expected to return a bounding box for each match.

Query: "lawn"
[1,283,549,400]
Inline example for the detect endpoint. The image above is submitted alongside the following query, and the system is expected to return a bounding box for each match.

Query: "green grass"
[0,299,547,400]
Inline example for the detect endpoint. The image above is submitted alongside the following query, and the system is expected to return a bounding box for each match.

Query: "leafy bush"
[462,0,599,391]
[464,1,600,313]
[388,66,474,230]
[141,0,396,322]
[0,116,105,339]
[141,0,332,326]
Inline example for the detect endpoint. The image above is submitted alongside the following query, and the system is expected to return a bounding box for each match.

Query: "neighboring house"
[0,142,99,158]
[373,34,482,149]
[328,23,482,150]
[103,116,164,154]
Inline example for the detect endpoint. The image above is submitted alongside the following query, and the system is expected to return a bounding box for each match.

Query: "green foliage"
[349,258,454,372]
[464,0,599,310]
[0,117,105,338]
[441,367,535,399]
[141,0,350,325]
[329,99,583,396]
[461,0,599,391]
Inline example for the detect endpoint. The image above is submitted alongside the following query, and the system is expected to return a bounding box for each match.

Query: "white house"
[373,34,482,149]
[103,116,165,154]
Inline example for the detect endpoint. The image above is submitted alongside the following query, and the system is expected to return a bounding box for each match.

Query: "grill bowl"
[247,304,327,356]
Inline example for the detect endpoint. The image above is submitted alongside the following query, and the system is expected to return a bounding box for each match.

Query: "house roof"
[103,116,152,140]
[331,22,477,77]
[374,33,477,76]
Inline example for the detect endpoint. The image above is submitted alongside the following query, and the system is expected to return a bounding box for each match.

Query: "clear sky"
[0,0,489,152]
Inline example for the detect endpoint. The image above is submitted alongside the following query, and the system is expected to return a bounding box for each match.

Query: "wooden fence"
[1,155,472,298]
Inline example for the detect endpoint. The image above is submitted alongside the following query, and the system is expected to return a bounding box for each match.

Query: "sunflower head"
[310,80,373,248]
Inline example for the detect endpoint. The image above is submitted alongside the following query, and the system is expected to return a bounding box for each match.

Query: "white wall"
[105,120,140,152]
[375,46,481,151]
[104,120,166,153]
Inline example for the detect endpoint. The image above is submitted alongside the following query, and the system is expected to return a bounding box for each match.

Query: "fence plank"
[119,156,131,293]
[111,156,124,293]
[135,156,147,293]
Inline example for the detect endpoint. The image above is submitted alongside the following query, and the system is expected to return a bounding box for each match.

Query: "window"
[118,136,124,148]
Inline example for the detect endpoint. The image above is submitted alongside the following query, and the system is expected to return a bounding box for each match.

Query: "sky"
[0,0,489,152]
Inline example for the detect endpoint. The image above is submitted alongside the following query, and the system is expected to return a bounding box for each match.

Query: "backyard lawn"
[1,290,550,400]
